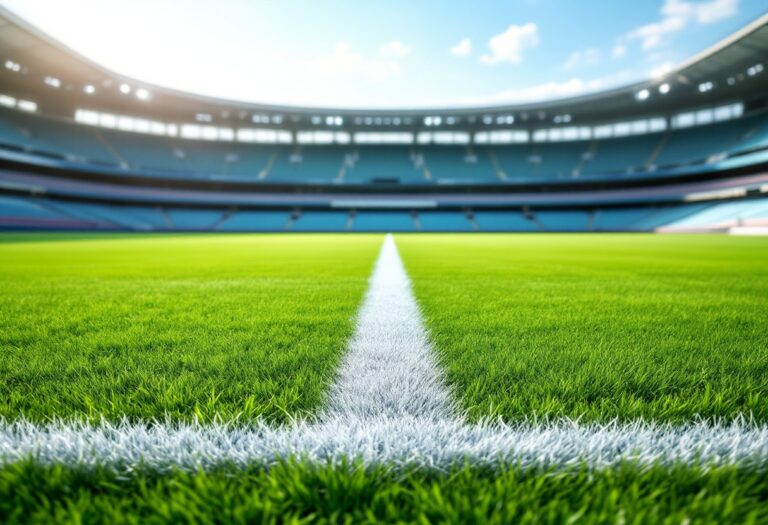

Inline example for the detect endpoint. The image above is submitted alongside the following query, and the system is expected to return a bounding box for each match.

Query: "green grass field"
[2,232,767,523]
[398,234,768,423]
[2,461,766,524]
[0,233,381,423]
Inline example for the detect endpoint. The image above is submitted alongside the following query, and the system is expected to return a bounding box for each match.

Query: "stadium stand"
[0,7,767,232]
[292,211,350,231]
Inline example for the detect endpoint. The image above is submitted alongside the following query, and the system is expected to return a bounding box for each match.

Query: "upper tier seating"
[346,146,425,182]
[422,147,497,181]
[1,108,767,183]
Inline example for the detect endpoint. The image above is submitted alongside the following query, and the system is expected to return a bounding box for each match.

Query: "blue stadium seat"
[269,147,344,181]
[534,210,591,231]
[217,211,291,231]
[585,134,662,175]
[166,209,224,229]
[352,211,416,231]
[423,147,496,181]
[0,195,64,219]
[292,211,350,231]
[418,211,473,231]
[473,211,539,231]
[591,207,658,231]
[532,142,589,179]
[347,146,424,182]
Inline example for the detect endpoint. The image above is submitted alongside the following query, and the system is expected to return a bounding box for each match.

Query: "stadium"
[0,1,767,522]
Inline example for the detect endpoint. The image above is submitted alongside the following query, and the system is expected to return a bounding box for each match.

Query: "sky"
[1,0,765,109]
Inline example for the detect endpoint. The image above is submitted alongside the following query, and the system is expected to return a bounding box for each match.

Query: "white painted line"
[323,234,456,422]
[1,417,767,471]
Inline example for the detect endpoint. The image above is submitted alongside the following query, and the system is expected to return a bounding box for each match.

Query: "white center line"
[323,234,455,422]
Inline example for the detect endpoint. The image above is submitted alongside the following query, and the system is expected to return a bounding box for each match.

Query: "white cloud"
[612,44,627,59]
[628,0,739,50]
[481,23,539,65]
[450,38,472,57]
[563,48,601,70]
[696,0,739,22]
[379,40,411,58]
[311,42,401,81]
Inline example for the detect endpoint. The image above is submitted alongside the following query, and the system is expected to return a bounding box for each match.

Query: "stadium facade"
[0,7,767,232]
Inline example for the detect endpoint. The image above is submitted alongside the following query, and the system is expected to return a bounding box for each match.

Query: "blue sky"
[1,0,765,108]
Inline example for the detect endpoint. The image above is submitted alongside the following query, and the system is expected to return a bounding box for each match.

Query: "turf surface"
[2,462,766,524]
[397,234,768,423]
[2,232,767,523]
[0,233,382,423]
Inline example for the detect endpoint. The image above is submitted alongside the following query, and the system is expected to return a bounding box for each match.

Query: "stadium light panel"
[4,60,21,72]
[44,76,61,88]
[354,132,413,144]
[0,94,16,107]
[697,81,714,93]
[17,100,37,112]
[119,83,131,94]
[83,84,96,94]
[635,89,650,101]
[136,88,151,101]
[134,119,151,134]
[658,83,670,94]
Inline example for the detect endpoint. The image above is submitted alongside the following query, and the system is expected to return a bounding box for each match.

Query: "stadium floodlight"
[4,60,21,72]
[697,81,714,93]
[119,83,131,94]
[83,84,96,94]
[0,94,16,107]
[747,63,763,76]
[658,83,670,94]
[635,89,650,101]
[44,76,61,88]
[136,88,151,101]
[17,100,37,112]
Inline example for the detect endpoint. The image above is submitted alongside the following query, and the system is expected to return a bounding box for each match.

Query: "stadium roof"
[0,5,767,129]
